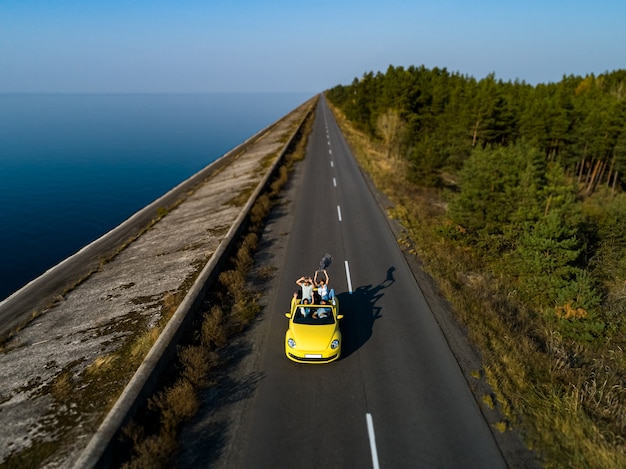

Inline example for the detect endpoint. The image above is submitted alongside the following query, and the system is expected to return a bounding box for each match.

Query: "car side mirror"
[285,312,292,318]
[337,315,344,320]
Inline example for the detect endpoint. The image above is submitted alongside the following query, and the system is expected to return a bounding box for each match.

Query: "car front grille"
[288,353,338,363]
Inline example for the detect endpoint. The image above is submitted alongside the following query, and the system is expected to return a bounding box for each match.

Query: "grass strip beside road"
[327,100,626,469]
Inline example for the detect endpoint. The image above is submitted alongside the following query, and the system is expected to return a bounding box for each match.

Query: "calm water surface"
[0,93,312,301]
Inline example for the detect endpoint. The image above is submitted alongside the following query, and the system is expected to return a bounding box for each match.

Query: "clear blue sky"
[1,0,624,93]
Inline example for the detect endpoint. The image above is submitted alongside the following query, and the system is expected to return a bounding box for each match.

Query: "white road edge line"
[366,413,380,469]
[345,260,353,294]
[337,205,342,222]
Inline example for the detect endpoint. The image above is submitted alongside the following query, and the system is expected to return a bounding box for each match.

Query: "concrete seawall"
[0,98,309,339]
[0,96,317,468]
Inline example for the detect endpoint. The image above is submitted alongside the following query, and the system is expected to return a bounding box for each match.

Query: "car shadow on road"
[339,266,395,359]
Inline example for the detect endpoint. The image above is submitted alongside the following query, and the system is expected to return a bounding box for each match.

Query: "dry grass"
[226,183,257,207]
[49,369,74,402]
[130,327,162,359]
[121,379,199,469]
[270,165,289,195]
[250,194,271,226]
[327,99,626,468]
[200,305,227,349]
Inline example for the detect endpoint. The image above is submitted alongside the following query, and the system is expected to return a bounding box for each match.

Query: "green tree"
[513,210,582,306]
[407,135,447,188]
[469,74,518,148]
[449,145,525,230]
[509,162,601,314]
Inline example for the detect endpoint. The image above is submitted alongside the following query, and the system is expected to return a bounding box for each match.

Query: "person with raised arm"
[295,275,314,303]
[314,269,334,302]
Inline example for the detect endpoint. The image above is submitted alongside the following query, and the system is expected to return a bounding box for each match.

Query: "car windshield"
[293,305,335,325]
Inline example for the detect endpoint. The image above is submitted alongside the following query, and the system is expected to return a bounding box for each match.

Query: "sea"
[0,93,313,301]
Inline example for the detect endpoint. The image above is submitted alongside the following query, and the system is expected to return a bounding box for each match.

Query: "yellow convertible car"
[285,295,343,363]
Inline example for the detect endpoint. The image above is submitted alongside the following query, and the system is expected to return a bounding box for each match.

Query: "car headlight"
[330,339,340,349]
[288,338,296,348]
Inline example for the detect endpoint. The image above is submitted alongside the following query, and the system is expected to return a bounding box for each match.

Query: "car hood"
[291,323,337,349]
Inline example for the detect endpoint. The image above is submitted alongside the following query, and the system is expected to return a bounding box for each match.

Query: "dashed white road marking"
[366,413,380,469]
[345,260,353,294]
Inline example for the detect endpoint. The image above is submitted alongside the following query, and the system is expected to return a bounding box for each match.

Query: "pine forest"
[326,65,626,468]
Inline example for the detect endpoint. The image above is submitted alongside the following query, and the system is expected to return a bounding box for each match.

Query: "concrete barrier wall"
[72,97,317,468]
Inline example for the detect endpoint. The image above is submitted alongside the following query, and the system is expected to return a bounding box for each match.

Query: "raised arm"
[314,270,329,286]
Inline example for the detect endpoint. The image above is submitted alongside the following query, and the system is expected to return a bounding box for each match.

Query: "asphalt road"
[179,97,507,468]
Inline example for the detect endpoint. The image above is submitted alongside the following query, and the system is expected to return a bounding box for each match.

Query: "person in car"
[296,275,314,303]
[314,269,334,302]
[299,298,311,317]
[312,300,332,319]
